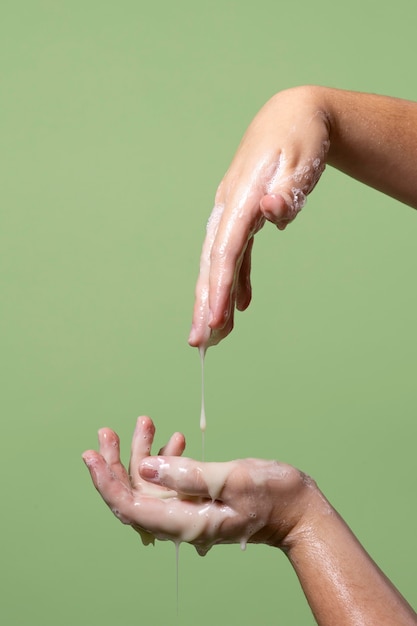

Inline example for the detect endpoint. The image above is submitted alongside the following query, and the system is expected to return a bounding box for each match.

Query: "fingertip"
[188,319,213,349]
[188,328,197,346]
[98,427,114,438]
[260,193,286,222]
[133,415,156,448]
[236,238,253,312]
[173,431,186,448]
[82,450,94,466]
[236,276,252,312]
[236,292,251,311]
[82,451,101,482]
[135,415,154,431]
[208,307,228,331]
[158,431,186,456]
[188,325,201,347]
[176,434,187,457]
[139,457,163,482]
[98,427,120,447]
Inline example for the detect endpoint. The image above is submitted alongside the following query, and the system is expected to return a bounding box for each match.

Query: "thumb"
[140,457,236,500]
[260,189,307,230]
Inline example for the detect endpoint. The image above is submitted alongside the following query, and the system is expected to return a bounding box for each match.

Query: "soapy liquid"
[199,346,206,459]
[173,346,248,608]
[175,541,180,617]
[175,346,206,613]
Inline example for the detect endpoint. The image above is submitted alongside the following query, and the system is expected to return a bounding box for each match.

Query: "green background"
[1,1,416,625]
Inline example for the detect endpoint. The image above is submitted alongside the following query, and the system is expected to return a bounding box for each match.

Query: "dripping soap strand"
[199,346,206,460]
[175,540,180,617]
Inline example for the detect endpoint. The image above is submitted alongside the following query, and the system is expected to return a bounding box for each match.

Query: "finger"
[260,146,327,227]
[207,206,252,330]
[129,416,156,483]
[82,450,131,509]
[188,203,224,348]
[260,191,306,227]
[188,272,211,348]
[207,182,265,332]
[158,432,186,456]
[82,450,103,490]
[84,450,201,537]
[98,428,130,485]
[139,456,237,501]
[83,450,151,526]
[140,457,209,497]
[189,180,263,346]
[236,236,253,312]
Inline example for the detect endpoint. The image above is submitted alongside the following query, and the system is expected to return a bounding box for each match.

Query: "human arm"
[82,417,417,625]
[152,455,417,626]
[188,86,417,348]
[283,490,417,626]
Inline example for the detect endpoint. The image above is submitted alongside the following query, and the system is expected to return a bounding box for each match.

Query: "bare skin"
[188,86,417,348]
[83,416,417,625]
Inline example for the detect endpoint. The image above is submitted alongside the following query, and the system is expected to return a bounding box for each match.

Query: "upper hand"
[188,86,331,348]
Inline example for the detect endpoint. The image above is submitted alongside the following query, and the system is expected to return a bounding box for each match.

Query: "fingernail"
[140,458,161,481]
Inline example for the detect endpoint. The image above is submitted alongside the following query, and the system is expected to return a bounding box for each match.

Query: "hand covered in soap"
[139,453,316,555]
[189,86,417,348]
[82,416,186,546]
[83,417,417,625]
[188,86,330,348]
[83,416,315,554]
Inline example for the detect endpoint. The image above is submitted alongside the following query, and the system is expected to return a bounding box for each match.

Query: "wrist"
[273,84,332,126]
[249,463,327,551]
[276,475,333,553]
[280,483,350,592]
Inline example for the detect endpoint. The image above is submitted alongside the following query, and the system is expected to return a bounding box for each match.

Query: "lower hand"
[83,416,316,555]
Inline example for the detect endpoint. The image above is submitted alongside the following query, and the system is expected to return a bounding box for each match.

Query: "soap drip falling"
[199,346,206,460]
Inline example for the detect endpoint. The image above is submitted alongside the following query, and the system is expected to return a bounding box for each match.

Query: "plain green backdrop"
[1,1,416,625]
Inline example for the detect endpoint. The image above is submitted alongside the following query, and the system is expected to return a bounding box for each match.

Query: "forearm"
[320,86,417,208]
[282,487,417,626]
